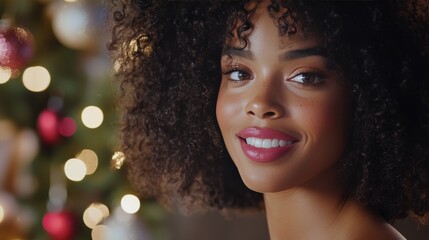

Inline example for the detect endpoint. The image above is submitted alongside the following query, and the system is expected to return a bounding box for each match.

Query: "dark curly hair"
[109,0,429,222]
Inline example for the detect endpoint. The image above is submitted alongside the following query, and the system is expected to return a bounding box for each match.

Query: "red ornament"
[0,26,33,71]
[37,109,60,145]
[42,211,76,240]
[58,117,77,137]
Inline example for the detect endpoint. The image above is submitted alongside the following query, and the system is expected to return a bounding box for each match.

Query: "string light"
[22,66,51,92]
[64,158,87,182]
[81,106,104,129]
[120,194,140,214]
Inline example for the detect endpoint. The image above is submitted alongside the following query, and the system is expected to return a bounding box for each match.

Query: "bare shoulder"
[335,201,407,240]
[339,219,407,240]
[372,223,407,240]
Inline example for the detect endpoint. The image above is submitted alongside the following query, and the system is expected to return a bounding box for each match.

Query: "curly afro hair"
[109,0,429,222]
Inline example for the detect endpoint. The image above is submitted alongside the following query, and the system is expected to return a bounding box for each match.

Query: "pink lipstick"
[238,127,298,163]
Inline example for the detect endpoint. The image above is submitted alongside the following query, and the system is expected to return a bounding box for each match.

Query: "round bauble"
[0,26,33,71]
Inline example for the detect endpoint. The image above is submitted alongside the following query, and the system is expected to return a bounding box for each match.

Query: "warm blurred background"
[0,0,165,239]
[0,0,428,240]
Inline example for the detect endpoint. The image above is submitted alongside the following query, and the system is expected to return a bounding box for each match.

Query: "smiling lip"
[238,127,298,163]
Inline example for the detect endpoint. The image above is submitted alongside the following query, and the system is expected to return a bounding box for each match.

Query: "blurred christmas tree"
[0,0,167,239]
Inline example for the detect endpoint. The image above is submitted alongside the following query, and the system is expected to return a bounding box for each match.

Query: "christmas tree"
[0,0,167,239]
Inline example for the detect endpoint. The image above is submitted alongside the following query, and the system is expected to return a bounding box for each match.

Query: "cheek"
[293,94,350,141]
[216,91,243,131]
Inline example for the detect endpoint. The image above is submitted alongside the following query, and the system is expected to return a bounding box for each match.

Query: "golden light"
[76,149,98,175]
[91,225,112,240]
[22,66,51,92]
[120,194,140,214]
[0,204,4,223]
[0,67,11,84]
[83,203,110,229]
[64,158,87,182]
[81,106,104,129]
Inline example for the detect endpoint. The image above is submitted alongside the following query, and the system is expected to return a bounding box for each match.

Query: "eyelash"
[287,71,326,86]
[222,65,253,83]
[222,64,326,87]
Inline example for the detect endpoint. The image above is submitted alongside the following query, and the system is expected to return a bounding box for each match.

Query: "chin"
[239,172,297,194]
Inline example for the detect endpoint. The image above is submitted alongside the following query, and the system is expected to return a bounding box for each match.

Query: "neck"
[263,168,348,240]
[262,169,404,240]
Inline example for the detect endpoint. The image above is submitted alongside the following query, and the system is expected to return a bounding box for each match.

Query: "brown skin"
[216,2,406,239]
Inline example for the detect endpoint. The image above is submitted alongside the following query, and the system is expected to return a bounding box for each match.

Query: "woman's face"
[216,4,351,193]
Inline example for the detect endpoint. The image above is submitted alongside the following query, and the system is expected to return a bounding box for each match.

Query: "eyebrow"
[222,45,328,61]
[222,46,255,60]
[278,47,328,61]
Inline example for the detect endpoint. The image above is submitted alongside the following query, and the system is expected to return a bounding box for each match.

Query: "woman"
[110,0,429,238]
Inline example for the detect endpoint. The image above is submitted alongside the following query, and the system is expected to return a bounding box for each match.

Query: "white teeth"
[262,139,271,148]
[272,139,279,147]
[245,137,293,148]
[254,138,262,147]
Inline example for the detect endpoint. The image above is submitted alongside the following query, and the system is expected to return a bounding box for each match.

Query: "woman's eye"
[228,70,251,81]
[288,72,325,85]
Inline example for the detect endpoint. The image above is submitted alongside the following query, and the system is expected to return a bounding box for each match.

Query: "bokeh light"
[81,106,104,129]
[64,158,87,182]
[76,149,98,175]
[51,1,94,50]
[83,203,109,229]
[0,67,11,84]
[83,206,102,229]
[95,204,109,219]
[22,66,51,92]
[91,225,112,240]
[120,194,140,214]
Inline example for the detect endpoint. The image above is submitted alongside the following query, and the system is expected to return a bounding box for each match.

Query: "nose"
[245,87,285,119]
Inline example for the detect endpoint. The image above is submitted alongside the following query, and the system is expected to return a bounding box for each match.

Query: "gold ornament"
[143,46,153,57]
[127,34,152,59]
[111,151,125,170]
